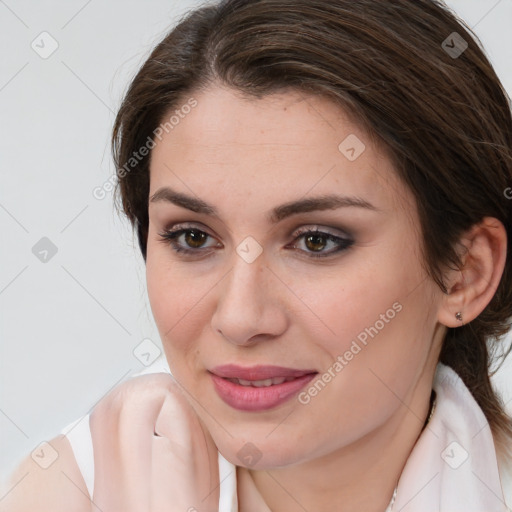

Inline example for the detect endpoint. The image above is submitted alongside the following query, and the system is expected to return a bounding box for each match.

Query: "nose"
[210,251,288,347]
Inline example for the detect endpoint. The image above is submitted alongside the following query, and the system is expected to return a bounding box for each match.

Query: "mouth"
[209,365,318,411]
[225,376,298,387]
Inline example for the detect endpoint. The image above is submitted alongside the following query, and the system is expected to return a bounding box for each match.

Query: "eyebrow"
[149,186,378,224]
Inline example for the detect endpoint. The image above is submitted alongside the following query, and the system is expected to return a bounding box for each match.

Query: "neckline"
[233,389,438,511]
[386,388,437,511]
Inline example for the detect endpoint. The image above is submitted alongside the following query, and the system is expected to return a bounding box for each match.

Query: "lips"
[209,365,318,411]
[210,364,316,380]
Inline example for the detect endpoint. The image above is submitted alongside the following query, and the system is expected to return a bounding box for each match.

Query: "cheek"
[146,251,202,354]
[145,246,224,378]
[300,248,434,414]
[302,248,423,356]
[305,276,435,423]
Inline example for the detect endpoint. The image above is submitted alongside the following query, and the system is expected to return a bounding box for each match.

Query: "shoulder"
[0,434,91,512]
[0,371,189,512]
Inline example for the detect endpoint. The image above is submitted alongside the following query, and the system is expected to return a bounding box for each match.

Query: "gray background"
[1,0,511,485]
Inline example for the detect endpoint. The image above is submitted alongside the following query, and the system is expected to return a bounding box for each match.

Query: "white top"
[61,357,512,511]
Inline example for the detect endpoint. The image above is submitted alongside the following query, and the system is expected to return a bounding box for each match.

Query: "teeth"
[231,376,291,387]
[251,378,274,387]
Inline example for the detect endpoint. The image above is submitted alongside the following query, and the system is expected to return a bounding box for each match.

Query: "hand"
[89,372,220,512]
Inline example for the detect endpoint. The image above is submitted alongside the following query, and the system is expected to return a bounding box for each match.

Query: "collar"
[393,362,507,511]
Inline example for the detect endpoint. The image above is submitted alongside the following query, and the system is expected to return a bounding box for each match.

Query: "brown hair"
[112,0,512,454]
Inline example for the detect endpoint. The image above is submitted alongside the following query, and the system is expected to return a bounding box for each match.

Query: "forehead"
[149,85,410,215]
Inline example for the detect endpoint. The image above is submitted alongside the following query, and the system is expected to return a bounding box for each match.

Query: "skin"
[145,84,452,511]
[4,84,506,512]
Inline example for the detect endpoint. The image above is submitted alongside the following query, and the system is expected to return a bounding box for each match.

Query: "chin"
[214,430,311,470]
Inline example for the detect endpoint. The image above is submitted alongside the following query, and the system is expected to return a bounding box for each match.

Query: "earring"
[455,312,463,322]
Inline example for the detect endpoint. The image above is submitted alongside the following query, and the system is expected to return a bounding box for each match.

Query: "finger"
[152,390,220,511]
[90,378,168,511]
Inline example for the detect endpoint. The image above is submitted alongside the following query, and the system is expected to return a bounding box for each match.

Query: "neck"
[238,380,436,512]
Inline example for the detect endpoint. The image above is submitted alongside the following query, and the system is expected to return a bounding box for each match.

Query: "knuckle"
[91,373,180,424]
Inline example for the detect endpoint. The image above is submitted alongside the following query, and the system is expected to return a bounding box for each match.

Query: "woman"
[4,0,512,510]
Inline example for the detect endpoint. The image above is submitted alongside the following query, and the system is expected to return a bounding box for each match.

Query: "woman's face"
[146,85,444,469]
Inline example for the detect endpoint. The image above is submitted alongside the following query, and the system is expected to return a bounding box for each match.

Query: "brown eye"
[157,226,219,255]
[290,227,354,259]
[304,233,328,252]
[184,229,208,248]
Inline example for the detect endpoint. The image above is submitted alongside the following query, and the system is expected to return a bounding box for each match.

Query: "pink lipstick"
[209,365,318,411]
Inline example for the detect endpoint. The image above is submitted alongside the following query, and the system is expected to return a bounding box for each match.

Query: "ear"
[438,217,507,328]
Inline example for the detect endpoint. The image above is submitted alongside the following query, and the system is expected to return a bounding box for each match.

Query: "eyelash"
[157,224,354,259]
